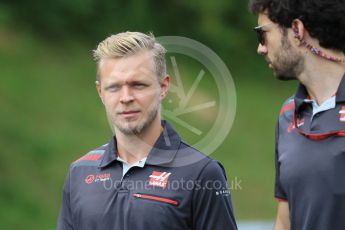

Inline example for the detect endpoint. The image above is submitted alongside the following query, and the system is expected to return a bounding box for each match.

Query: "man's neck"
[297,57,345,105]
[115,119,163,165]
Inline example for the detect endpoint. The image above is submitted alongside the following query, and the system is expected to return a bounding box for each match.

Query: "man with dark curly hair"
[249,0,345,229]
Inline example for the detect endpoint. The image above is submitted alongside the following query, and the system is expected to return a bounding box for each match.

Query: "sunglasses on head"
[253,23,272,45]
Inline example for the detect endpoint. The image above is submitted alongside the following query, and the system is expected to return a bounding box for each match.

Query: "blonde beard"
[108,102,161,136]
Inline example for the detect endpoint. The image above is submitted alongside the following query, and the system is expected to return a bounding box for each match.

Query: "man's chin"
[117,126,140,135]
[273,71,296,81]
[113,121,139,135]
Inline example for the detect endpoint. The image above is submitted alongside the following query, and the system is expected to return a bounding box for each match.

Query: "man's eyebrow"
[129,80,149,85]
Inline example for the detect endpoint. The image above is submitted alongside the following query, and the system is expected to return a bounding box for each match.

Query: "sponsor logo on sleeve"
[85,173,111,184]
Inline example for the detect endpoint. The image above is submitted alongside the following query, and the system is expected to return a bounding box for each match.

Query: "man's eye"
[106,86,120,92]
[133,83,147,89]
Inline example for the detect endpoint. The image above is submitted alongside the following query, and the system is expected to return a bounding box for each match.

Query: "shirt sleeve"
[57,168,74,230]
[192,160,237,230]
[274,120,288,201]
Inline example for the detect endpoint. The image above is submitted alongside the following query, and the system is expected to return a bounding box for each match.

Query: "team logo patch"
[149,171,171,188]
[85,173,111,184]
[339,106,345,122]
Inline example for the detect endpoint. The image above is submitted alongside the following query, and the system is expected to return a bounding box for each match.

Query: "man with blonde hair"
[57,31,237,230]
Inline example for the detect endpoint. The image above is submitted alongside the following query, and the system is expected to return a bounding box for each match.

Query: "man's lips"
[118,111,140,118]
[119,110,140,115]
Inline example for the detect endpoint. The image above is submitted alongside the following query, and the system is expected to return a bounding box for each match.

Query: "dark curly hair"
[249,0,345,53]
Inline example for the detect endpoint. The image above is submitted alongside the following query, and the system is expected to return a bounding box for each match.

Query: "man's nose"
[119,86,134,103]
[257,43,268,55]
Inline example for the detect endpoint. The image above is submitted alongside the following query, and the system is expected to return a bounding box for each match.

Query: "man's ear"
[291,18,305,43]
[160,75,171,100]
[95,80,105,104]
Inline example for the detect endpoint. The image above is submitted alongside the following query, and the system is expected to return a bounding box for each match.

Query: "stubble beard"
[272,33,304,81]
[111,100,160,136]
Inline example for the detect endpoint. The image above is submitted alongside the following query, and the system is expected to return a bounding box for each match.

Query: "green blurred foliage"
[1,0,254,60]
[0,0,297,229]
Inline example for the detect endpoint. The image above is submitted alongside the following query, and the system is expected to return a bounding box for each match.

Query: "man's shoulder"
[172,140,222,168]
[179,141,228,179]
[276,96,296,135]
[179,140,211,160]
[70,143,109,168]
[279,96,295,117]
[277,96,296,126]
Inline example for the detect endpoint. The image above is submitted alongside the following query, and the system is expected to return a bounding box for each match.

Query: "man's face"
[256,13,304,80]
[96,50,170,135]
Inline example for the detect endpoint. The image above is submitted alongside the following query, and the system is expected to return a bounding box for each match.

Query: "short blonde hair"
[93,31,167,81]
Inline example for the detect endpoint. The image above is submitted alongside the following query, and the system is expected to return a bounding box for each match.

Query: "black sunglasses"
[253,23,272,45]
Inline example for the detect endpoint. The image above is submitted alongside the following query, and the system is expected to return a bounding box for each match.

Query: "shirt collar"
[305,96,336,116]
[336,74,345,102]
[98,136,117,168]
[116,156,147,167]
[117,156,147,176]
[294,73,345,111]
[98,120,181,168]
[294,83,309,111]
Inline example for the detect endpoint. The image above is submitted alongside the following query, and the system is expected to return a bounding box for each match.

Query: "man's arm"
[274,201,290,230]
[192,160,237,230]
[274,120,290,230]
[57,170,73,230]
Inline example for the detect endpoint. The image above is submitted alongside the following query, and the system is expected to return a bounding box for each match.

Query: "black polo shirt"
[57,121,237,230]
[275,75,345,230]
